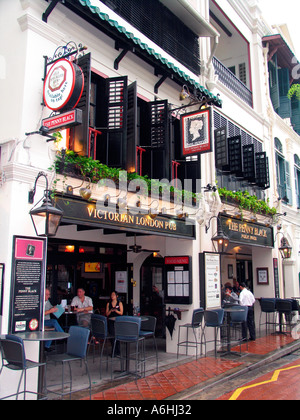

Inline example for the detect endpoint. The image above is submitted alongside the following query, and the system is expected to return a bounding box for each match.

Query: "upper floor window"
[275,138,293,204]
[101,0,200,74]
[295,154,300,209]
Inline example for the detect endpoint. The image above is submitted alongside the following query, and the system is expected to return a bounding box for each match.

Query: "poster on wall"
[10,236,47,334]
[115,271,128,294]
[181,108,213,157]
[199,252,221,309]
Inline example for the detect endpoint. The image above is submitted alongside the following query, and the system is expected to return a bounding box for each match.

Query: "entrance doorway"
[46,239,127,314]
[237,260,253,292]
[140,255,165,339]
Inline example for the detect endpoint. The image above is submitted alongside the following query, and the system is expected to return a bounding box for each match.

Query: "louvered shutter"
[285,161,293,205]
[69,53,91,156]
[268,55,280,111]
[105,76,128,167]
[278,68,291,119]
[126,82,137,172]
[214,127,229,171]
[147,100,169,179]
[228,136,243,177]
[243,144,256,182]
[256,152,270,190]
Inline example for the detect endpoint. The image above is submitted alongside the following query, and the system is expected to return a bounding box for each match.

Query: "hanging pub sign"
[181,108,213,157]
[43,58,84,112]
[42,109,83,133]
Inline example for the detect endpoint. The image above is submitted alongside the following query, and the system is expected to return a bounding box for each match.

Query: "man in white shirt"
[239,283,256,341]
[71,288,93,328]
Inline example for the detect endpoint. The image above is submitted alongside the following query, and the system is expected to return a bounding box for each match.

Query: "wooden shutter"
[285,161,293,205]
[147,100,169,179]
[69,53,91,156]
[126,82,137,172]
[228,136,243,177]
[268,55,280,111]
[214,126,229,171]
[278,68,291,119]
[256,152,270,190]
[105,76,128,168]
[243,144,256,182]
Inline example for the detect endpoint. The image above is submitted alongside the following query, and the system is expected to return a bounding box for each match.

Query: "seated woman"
[106,291,123,356]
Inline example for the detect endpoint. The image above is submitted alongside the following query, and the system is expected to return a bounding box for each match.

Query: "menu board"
[199,253,221,309]
[10,236,46,334]
[164,256,192,305]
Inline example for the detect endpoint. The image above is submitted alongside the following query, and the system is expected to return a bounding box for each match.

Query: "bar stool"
[112,316,145,381]
[88,314,114,378]
[177,309,205,360]
[259,298,277,335]
[0,335,46,400]
[204,309,224,357]
[139,316,158,372]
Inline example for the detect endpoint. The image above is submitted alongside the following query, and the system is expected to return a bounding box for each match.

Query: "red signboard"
[165,256,190,265]
[42,109,82,132]
[181,108,212,156]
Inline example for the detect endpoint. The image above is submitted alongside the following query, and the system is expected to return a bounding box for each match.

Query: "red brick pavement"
[83,334,297,401]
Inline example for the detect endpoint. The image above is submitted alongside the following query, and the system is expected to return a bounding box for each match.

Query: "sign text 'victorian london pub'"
[54,195,195,239]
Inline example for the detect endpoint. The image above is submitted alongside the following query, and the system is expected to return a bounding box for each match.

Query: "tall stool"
[177,309,205,360]
[204,309,224,357]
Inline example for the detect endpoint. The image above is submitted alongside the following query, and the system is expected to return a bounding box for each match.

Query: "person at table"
[44,288,64,352]
[222,285,240,307]
[106,291,124,319]
[239,282,256,341]
[71,287,94,328]
[106,291,123,356]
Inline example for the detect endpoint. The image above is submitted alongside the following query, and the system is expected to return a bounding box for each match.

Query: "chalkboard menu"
[10,236,46,334]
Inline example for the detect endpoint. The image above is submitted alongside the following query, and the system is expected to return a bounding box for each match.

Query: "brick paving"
[82,334,298,401]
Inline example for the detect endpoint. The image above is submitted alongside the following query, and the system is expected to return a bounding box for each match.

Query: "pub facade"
[0,0,299,397]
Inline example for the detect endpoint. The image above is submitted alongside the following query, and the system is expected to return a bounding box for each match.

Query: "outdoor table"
[15,331,70,398]
[221,307,245,357]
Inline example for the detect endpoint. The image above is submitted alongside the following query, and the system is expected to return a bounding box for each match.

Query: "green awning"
[77,0,222,107]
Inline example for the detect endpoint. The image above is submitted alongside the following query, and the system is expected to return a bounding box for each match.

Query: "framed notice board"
[10,236,47,334]
[199,252,221,309]
[164,256,192,305]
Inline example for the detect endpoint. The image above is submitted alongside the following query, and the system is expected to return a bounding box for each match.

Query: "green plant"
[288,84,300,101]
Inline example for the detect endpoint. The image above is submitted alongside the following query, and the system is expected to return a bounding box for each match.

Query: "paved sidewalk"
[81,334,299,401]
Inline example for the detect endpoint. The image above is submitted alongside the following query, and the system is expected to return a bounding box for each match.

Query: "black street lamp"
[29,172,63,237]
[206,216,230,254]
[278,236,292,260]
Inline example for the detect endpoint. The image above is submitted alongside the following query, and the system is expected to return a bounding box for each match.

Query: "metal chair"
[46,326,91,399]
[177,309,205,360]
[88,314,113,378]
[0,335,46,400]
[230,306,249,353]
[139,316,158,372]
[204,309,224,357]
[259,298,277,335]
[112,316,145,381]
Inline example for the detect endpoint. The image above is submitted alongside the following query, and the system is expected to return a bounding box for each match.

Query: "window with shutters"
[295,154,300,209]
[274,138,291,204]
[101,0,200,75]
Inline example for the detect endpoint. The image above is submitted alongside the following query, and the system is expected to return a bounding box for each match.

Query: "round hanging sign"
[43,58,84,112]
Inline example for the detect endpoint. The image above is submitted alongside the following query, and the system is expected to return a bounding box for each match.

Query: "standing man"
[239,283,256,341]
[71,288,93,328]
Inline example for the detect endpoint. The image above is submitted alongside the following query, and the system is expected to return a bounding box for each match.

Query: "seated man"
[44,288,64,351]
[222,286,240,307]
[71,288,93,328]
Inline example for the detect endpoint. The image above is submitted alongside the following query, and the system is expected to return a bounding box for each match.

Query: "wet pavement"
[46,333,300,401]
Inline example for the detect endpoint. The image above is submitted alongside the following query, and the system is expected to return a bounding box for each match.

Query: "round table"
[222,307,245,357]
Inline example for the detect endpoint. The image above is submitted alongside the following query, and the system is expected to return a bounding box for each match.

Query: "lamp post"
[29,172,63,237]
[276,233,292,298]
[206,216,230,254]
